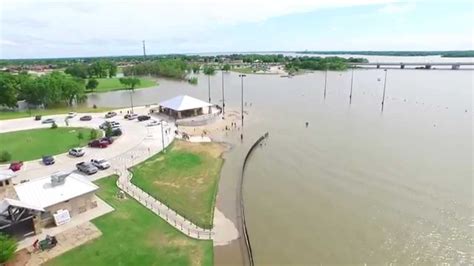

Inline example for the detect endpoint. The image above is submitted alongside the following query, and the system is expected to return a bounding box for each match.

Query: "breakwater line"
[238,132,269,266]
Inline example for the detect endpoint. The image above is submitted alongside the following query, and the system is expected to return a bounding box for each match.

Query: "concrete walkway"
[111,129,215,240]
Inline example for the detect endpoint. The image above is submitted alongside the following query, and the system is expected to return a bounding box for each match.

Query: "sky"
[0,0,473,59]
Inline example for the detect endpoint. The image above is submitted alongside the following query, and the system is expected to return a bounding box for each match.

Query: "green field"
[0,106,113,121]
[90,77,157,93]
[0,127,100,161]
[131,141,224,229]
[46,176,213,266]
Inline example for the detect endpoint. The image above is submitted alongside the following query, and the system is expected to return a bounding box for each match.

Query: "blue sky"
[1,0,473,59]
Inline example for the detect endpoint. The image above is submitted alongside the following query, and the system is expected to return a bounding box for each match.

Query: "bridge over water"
[349,62,474,70]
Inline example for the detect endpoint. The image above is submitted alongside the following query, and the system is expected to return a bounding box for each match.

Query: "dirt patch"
[173,140,226,158]
[153,180,181,188]
[6,249,31,266]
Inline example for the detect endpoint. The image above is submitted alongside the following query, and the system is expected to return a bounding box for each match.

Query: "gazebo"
[157,95,212,119]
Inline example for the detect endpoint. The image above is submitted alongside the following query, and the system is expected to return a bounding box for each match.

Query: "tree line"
[123,59,188,79]
[0,71,86,108]
[64,60,117,79]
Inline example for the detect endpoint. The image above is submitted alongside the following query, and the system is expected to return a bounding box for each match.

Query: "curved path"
[0,107,214,240]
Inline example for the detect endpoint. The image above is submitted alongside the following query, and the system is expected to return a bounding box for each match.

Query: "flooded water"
[87,58,473,264]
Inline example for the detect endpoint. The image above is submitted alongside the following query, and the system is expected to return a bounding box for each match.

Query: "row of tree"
[123,59,188,79]
[284,56,364,72]
[0,72,86,108]
[64,60,117,79]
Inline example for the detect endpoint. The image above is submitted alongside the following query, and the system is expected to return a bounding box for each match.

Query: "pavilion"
[157,95,212,119]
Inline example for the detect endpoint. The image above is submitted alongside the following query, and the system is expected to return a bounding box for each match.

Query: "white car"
[146,120,161,127]
[67,112,77,118]
[90,159,110,170]
[69,147,85,157]
[127,114,138,120]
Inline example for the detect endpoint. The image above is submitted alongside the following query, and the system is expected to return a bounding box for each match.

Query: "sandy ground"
[178,108,247,141]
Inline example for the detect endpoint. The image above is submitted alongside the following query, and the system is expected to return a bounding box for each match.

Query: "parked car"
[42,155,55,165]
[34,115,42,121]
[90,159,110,170]
[9,161,23,172]
[137,115,151,121]
[88,139,109,148]
[100,137,114,144]
[67,112,77,118]
[127,114,138,120]
[105,111,117,118]
[107,128,122,137]
[69,147,85,157]
[146,120,161,127]
[99,121,120,129]
[80,115,92,121]
[42,118,55,124]
[76,162,98,175]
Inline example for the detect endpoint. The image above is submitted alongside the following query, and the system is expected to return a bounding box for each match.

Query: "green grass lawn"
[89,77,157,93]
[0,127,100,162]
[0,106,113,121]
[46,176,213,266]
[131,141,225,229]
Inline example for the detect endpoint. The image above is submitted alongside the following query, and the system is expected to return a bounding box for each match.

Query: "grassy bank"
[0,127,100,162]
[89,77,157,93]
[0,106,113,121]
[46,176,213,266]
[131,140,225,229]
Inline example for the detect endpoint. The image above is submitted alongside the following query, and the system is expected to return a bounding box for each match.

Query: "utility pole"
[142,40,147,61]
[349,68,354,104]
[381,69,388,112]
[221,70,225,115]
[239,74,246,140]
[324,69,328,99]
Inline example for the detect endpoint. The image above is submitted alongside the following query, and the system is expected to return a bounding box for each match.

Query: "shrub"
[105,125,113,138]
[0,151,11,162]
[77,132,84,141]
[188,77,198,85]
[93,104,97,109]
[89,129,98,140]
[0,233,17,263]
[51,122,58,129]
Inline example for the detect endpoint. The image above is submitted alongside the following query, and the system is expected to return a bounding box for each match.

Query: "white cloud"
[378,2,415,14]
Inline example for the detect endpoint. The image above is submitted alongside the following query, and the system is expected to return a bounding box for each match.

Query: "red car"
[100,137,114,144]
[9,161,23,171]
[88,139,109,148]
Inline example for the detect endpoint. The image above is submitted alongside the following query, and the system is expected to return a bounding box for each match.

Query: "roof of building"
[0,169,15,182]
[159,95,211,111]
[14,172,99,209]
[0,198,45,213]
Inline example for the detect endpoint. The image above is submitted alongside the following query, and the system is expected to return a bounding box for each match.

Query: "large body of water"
[87,56,473,265]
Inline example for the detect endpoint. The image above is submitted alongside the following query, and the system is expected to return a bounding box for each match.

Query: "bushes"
[51,122,58,129]
[0,233,17,263]
[89,129,98,140]
[0,151,11,162]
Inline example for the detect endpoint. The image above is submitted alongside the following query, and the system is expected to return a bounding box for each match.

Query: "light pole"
[381,69,388,112]
[208,75,211,103]
[222,70,225,115]
[239,74,246,139]
[324,69,328,99]
[349,67,354,104]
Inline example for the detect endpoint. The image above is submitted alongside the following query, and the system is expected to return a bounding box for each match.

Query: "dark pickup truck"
[76,162,98,175]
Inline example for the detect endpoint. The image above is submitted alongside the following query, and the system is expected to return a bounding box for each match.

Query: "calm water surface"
[88,61,473,264]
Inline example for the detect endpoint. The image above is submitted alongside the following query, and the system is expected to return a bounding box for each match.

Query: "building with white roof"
[157,95,213,119]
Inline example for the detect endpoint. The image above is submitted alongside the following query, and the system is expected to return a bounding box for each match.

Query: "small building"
[13,172,99,230]
[0,198,44,238]
[157,95,212,119]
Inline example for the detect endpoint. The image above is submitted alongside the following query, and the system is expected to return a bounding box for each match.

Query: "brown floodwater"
[87,61,473,265]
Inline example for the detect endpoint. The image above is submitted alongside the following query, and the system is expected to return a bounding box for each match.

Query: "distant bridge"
[348,62,474,70]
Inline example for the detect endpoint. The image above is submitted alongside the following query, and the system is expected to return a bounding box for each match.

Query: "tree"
[0,233,17,263]
[191,63,201,74]
[0,151,11,162]
[77,131,84,143]
[89,129,98,140]
[119,77,140,90]
[65,64,89,79]
[105,124,113,137]
[222,63,231,72]
[86,78,99,91]
[203,65,215,102]
[108,63,117,78]
[0,73,19,108]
